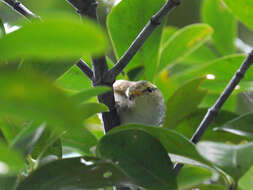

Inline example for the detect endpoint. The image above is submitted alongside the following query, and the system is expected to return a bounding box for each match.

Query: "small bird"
[113,80,165,126]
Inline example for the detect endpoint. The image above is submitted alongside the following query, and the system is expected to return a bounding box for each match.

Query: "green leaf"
[16,157,129,190]
[97,128,177,190]
[161,26,178,47]
[158,23,213,73]
[0,176,17,190]
[19,58,76,81]
[62,126,98,156]
[30,127,62,160]
[183,45,217,65]
[197,141,253,180]
[80,103,109,119]
[239,166,253,190]
[110,124,209,166]
[173,54,249,93]
[178,166,212,190]
[0,68,83,133]
[0,143,26,175]
[0,19,5,37]
[56,65,92,91]
[0,14,107,61]
[11,122,45,156]
[163,78,207,129]
[176,108,248,143]
[222,0,253,30]
[0,116,23,144]
[71,86,111,104]
[202,0,237,55]
[214,113,253,138]
[108,0,165,80]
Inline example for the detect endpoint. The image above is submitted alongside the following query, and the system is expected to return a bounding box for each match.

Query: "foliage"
[0,0,253,190]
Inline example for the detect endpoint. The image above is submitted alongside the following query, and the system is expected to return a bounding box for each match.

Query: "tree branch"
[104,0,180,83]
[76,59,94,80]
[2,0,39,19]
[173,49,253,175]
[67,0,121,133]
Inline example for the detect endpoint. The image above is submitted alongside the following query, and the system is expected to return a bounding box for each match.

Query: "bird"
[113,80,165,126]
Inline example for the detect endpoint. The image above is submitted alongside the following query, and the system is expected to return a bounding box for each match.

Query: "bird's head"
[126,80,159,100]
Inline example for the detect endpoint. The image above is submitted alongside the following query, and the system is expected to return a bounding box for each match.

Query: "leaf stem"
[173,50,253,175]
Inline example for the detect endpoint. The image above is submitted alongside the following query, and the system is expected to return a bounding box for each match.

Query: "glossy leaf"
[214,113,253,138]
[178,166,212,190]
[0,14,107,61]
[0,143,26,175]
[163,78,207,129]
[197,141,253,180]
[97,128,177,190]
[222,0,253,30]
[16,157,129,190]
[158,23,213,72]
[71,86,111,104]
[108,0,165,80]
[0,69,83,133]
[202,0,237,55]
[110,124,209,165]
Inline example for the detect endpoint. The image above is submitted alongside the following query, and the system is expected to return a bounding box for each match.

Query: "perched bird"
[113,80,165,126]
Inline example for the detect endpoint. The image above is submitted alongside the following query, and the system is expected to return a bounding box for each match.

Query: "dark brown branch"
[67,0,121,133]
[173,50,253,175]
[2,0,39,19]
[104,0,180,83]
[76,59,93,80]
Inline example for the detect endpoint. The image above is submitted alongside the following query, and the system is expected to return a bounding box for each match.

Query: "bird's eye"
[129,94,134,100]
[147,87,153,93]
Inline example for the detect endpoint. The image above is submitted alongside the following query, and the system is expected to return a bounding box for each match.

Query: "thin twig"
[2,0,39,19]
[104,0,180,83]
[173,50,253,175]
[76,59,94,80]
